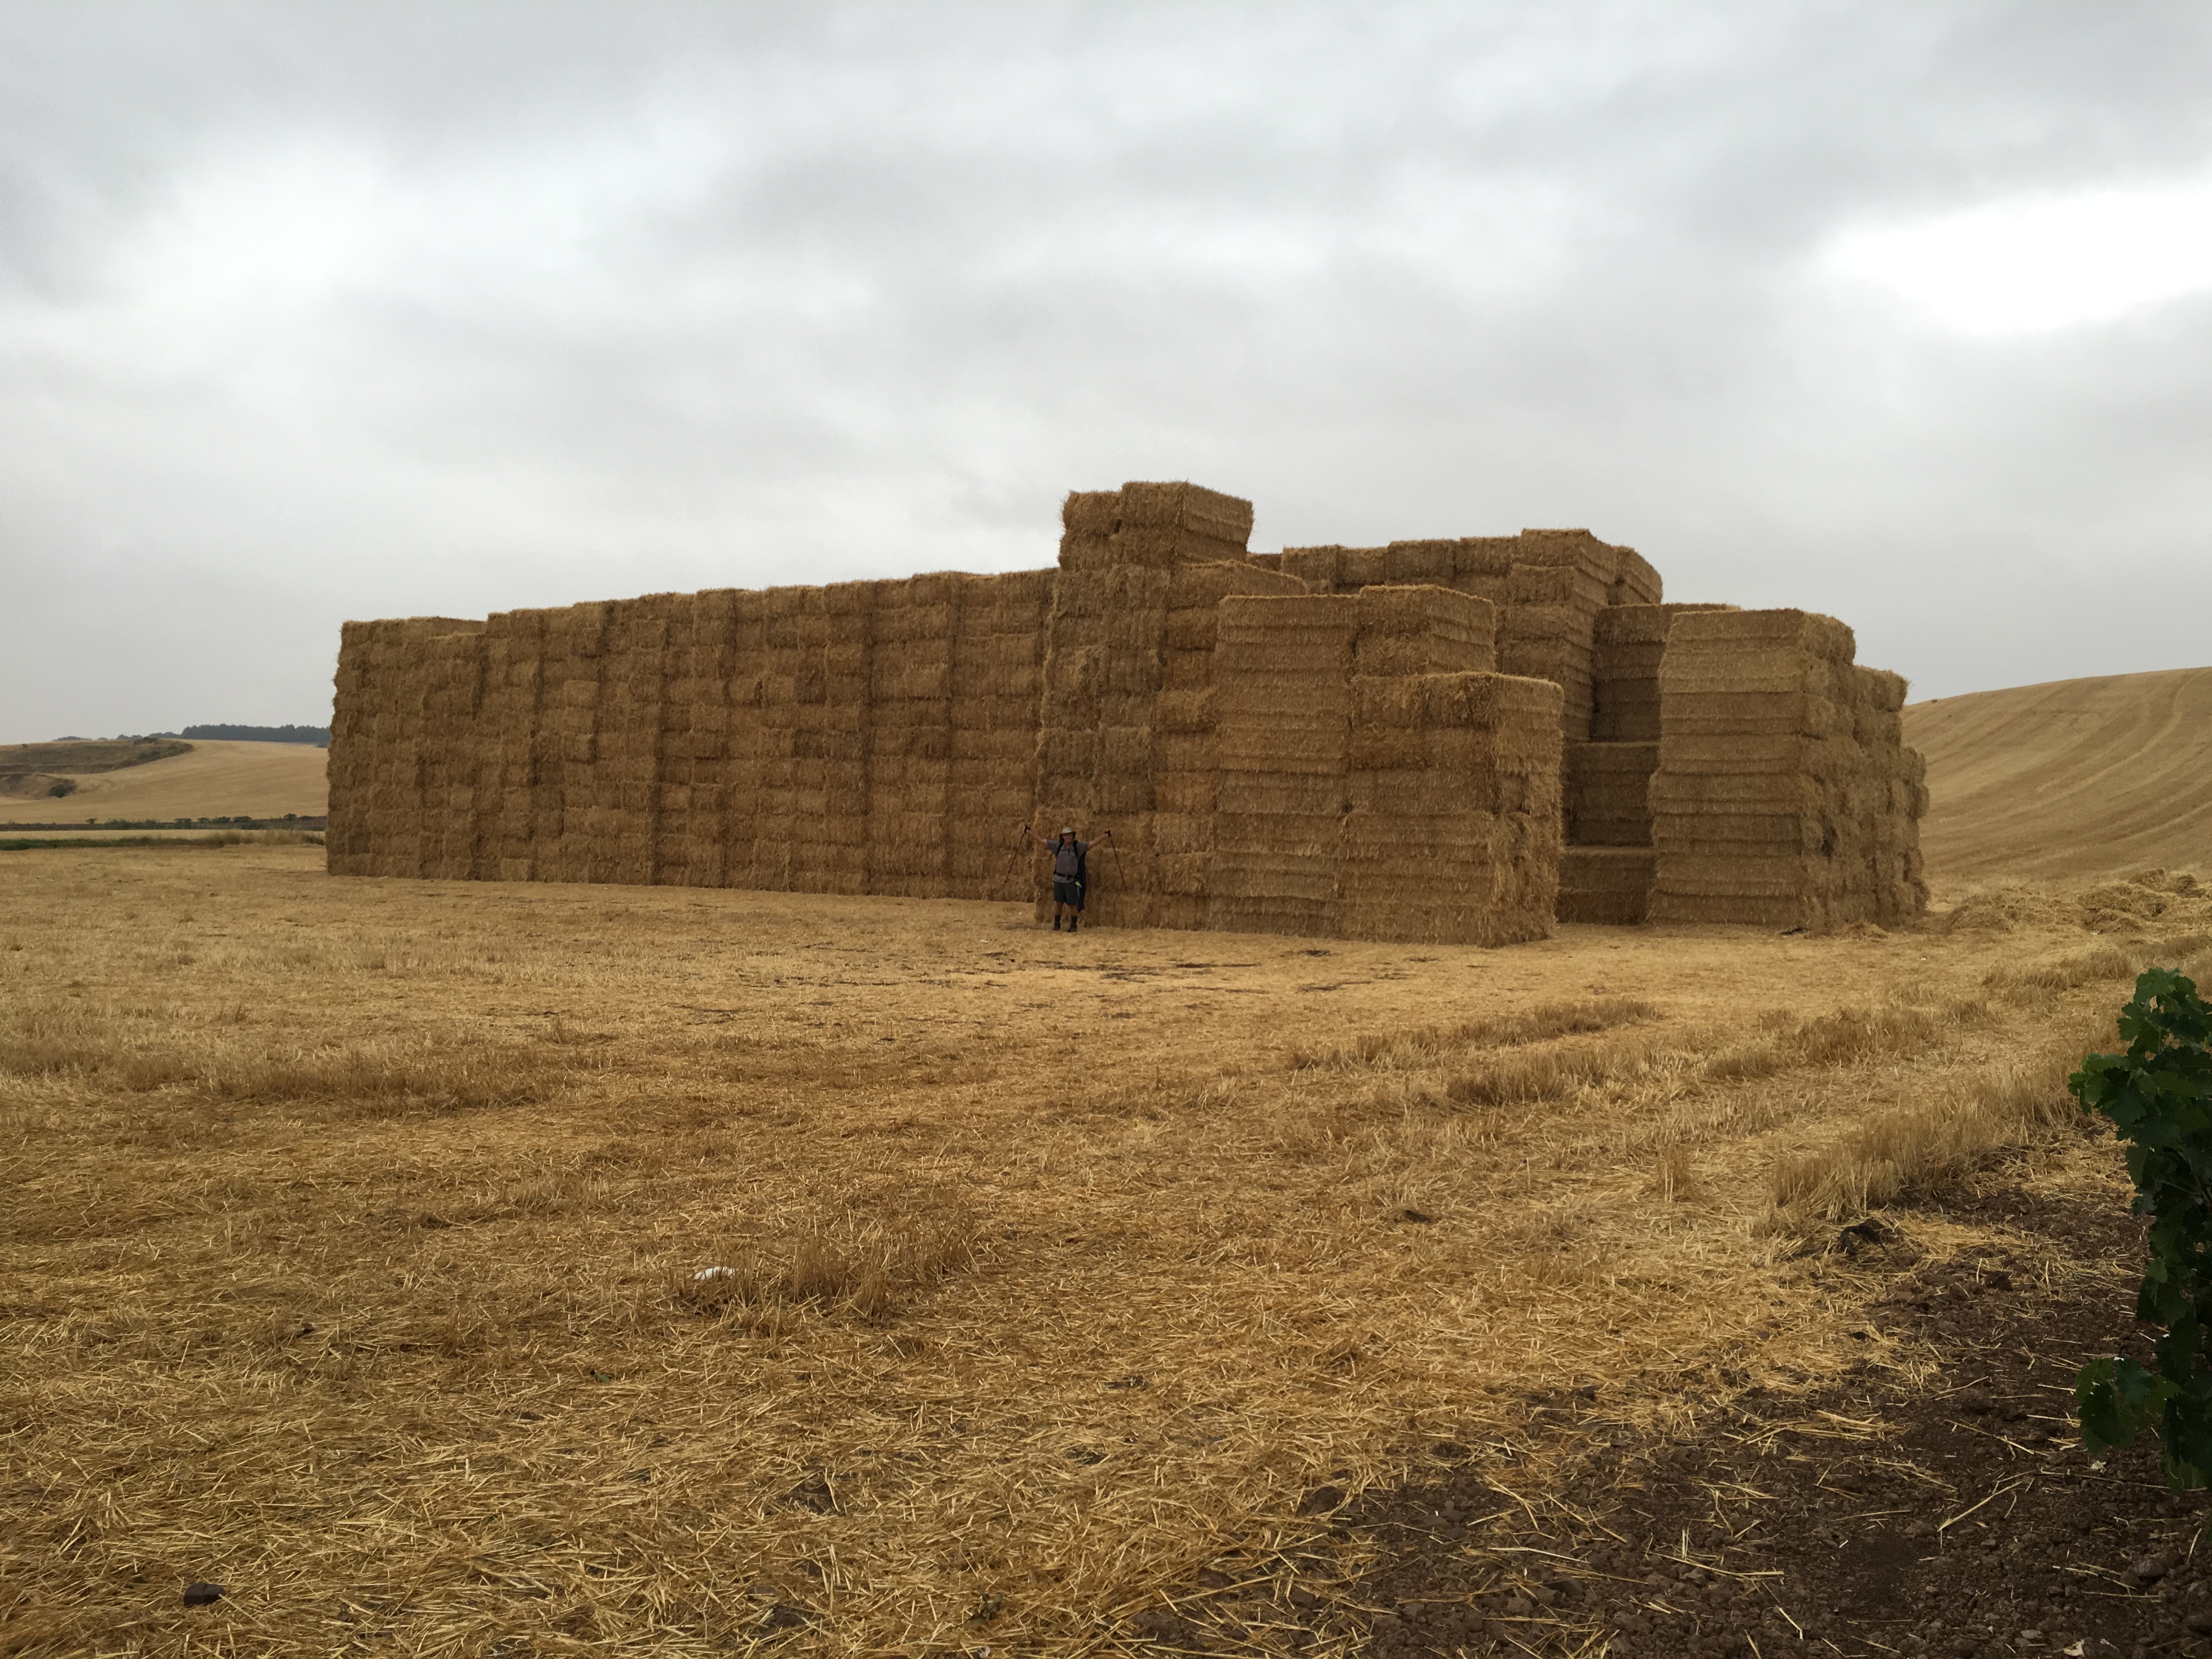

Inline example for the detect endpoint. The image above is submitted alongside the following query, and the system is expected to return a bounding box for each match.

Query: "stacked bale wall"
[330,576,1055,900]
[1205,587,1561,946]
[1209,595,1358,937]
[1646,609,1926,929]
[328,615,484,879]
[1152,557,1310,929]
[947,571,1054,902]
[1280,531,1660,738]
[330,481,1921,940]
[1033,482,1262,928]
[1340,588,1560,946]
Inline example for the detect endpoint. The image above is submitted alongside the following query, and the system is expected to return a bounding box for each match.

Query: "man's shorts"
[1053,878,1084,908]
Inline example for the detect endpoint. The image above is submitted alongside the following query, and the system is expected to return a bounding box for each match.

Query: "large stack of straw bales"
[1647,610,1928,929]
[330,478,1927,941]
[1035,483,1299,928]
[1203,586,1559,944]
[1279,531,1661,737]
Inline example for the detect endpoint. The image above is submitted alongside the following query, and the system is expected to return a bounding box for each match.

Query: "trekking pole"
[1002,822,1030,881]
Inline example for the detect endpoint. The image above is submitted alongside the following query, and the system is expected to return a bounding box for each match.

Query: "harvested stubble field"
[5,848,2210,1657]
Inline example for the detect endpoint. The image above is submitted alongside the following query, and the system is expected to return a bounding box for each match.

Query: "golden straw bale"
[1352,585,1497,678]
[1610,545,1664,606]
[1278,545,1344,588]
[1665,606,1856,663]
[1556,846,1659,923]
[1506,563,1612,610]
[1564,741,1658,846]
[1382,539,1458,584]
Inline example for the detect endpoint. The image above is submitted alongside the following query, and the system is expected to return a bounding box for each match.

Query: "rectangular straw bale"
[1590,683,1664,744]
[1338,546,1386,589]
[1651,815,1826,855]
[1103,481,1255,567]
[1383,539,1458,585]
[1610,546,1664,607]
[1500,601,1597,644]
[1506,563,1612,610]
[1513,528,1620,578]
[1279,545,1343,589]
[1116,479,1255,539]
[1656,731,1857,778]
[1661,691,1853,740]
[1555,847,1659,924]
[1167,556,1307,610]
[1665,606,1856,663]
[1564,741,1658,845]
[1159,649,1215,692]
[1352,585,1498,677]
[1653,851,1830,895]
[952,630,1042,671]
[1593,600,1737,651]
[1660,646,1851,699]
[1452,537,1519,589]
[1649,769,1829,814]
[1152,812,1213,857]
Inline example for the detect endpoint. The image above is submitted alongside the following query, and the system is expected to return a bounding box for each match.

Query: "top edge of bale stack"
[1061,482,1256,571]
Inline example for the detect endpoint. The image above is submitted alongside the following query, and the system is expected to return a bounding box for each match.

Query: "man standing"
[1024,824,1107,931]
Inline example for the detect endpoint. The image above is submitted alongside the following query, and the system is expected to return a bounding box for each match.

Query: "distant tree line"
[87,724,332,747]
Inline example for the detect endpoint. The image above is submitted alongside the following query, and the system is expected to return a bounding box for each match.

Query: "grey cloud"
[3,1,2210,740]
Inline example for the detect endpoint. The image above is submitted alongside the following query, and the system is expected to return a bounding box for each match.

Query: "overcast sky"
[4,2,2210,739]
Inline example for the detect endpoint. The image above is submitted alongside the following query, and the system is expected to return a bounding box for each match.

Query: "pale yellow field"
[1905,663,2212,882]
[7,843,2207,1656]
[4,741,328,823]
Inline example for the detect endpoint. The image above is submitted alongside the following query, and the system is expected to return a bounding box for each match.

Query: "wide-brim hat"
[1059,827,1075,836]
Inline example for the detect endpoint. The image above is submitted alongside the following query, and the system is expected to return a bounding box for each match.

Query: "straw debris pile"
[1647,608,1927,929]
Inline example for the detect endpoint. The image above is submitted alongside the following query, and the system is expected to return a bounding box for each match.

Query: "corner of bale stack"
[1849,664,1928,923]
[1338,669,1563,946]
[1647,607,1909,932]
[331,616,490,880]
[1493,529,1654,740]
[1589,602,1739,743]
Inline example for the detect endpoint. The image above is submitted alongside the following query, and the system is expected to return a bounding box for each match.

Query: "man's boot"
[1052,916,1060,930]
[1068,915,1079,932]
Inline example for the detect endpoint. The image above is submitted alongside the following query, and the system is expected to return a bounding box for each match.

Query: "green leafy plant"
[2072,968,2212,1486]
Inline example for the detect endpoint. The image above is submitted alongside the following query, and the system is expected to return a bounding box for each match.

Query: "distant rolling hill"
[1905,665,2212,885]
[2,740,328,823]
